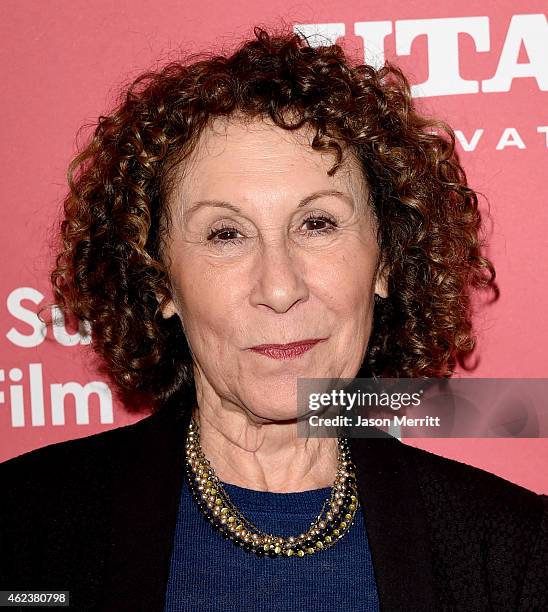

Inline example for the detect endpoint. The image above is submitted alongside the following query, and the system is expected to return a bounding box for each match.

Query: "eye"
[300,213,338,236]
[206,223,244,245]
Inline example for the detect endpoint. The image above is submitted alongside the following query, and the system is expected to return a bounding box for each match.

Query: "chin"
[241,392,302,423]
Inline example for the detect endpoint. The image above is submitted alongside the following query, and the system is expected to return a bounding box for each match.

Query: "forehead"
[172,114,368,200]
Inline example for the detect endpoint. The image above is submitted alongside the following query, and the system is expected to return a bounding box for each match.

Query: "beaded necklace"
[184,417,360,557]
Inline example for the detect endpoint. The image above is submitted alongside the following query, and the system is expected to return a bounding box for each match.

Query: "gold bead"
[274,545,281,554]
[286,549,294,557]
[340,521,347,529]
[297,550,305,557]
[349,504,356,511]
[325,535,332,543]
[315,541,324,549]
[306,547,315,554]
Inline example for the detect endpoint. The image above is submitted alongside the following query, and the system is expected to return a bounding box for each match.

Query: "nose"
[249,240,309,313]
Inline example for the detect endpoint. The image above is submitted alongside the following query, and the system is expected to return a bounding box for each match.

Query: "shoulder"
[0,411,162,528]
[399,439,545,521]
[398,440,548,606]
[0,412,156,582]
[404,445,548,601]
[0,409,182,588]
[0,410,157,482]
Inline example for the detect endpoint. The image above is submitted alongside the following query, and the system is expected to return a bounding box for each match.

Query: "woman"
[1,27,546,612]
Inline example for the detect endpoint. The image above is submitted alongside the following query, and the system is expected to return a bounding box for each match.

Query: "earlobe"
[156,293,178,319]
[161,301,178,319]
[374,266,389,299]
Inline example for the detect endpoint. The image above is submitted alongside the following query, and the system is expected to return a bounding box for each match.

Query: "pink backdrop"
[1,0,547,493]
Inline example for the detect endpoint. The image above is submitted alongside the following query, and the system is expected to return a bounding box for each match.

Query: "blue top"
[164,474,380,611]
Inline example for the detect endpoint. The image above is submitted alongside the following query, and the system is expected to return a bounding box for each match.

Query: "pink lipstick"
[249,338,325,360]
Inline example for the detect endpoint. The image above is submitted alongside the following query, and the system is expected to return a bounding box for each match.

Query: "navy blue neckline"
[213,480,333,516]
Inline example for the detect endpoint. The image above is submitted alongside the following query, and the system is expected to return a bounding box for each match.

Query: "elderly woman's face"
[162,116,387,421]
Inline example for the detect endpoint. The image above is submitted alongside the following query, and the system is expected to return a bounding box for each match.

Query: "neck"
[191,402,339,493]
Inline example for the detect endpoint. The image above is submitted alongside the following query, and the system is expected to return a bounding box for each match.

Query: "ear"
[156,292,178,319]
[374,263,389,299]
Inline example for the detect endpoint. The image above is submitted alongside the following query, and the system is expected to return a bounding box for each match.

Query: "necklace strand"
[184,416,360,558]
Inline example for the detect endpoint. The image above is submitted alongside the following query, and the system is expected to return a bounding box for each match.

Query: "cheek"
[308,243,377,314]
[175,259,246,344]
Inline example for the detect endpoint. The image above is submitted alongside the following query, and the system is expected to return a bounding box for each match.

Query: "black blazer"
[1,401,547,612]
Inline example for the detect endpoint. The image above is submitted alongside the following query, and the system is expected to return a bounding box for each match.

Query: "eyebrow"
[183,189,355,219]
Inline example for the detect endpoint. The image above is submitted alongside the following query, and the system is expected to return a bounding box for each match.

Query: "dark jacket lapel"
[103,405,438,611]
[349,433,440,611]
[103,404,192,611]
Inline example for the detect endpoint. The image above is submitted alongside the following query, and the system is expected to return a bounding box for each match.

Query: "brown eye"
[207,225,245,244]
[209,229,238,241]
[301,214,337,235]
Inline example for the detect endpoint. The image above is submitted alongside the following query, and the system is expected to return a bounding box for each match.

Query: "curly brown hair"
[44,25,497,412]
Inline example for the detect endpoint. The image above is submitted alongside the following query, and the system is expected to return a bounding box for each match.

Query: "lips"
[249,338,326,360]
